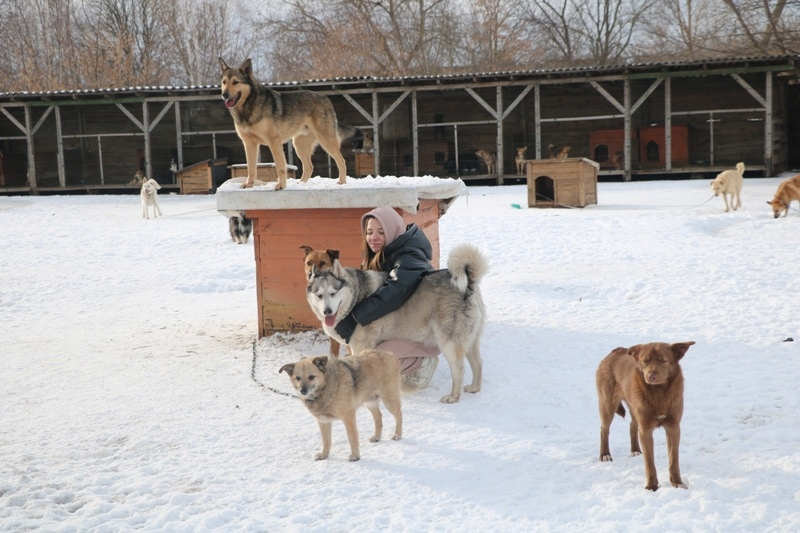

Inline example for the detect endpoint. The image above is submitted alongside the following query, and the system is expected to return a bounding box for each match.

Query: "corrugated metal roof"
[1,54,797,102]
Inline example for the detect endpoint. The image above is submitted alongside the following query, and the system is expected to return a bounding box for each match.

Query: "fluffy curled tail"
[736,162,745,174]
[338,122,363,145]
[447,243,488,293]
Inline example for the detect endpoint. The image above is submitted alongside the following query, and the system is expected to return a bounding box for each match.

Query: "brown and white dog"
[279,350,403,462]
[596,341,695,491]
[515,147,528,175]
[548,143,571,159]
[767,174,800,218]
[301,245,342,357]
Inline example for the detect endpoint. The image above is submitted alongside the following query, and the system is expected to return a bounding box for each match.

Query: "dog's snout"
[300,385,308,395]
[222,91,229,100]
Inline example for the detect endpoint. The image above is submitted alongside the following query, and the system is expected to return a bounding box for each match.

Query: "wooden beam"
[465,87,498,119]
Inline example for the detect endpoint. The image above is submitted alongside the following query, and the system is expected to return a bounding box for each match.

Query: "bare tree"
[0,0,79,91]
[165,0,259,86]
[525,0,584,64]
[262,0,461,80]
[721,0,800,55]
[463,0,535,71]
[638,0,729,60]
[575,0,655,64]
[78,0,172,87]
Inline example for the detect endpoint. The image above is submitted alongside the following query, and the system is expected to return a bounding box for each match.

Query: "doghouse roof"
[1,54,798,103]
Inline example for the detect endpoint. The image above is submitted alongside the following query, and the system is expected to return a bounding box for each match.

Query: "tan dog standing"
[596,341,695,491]
[515,147,527,175]
[219,58,361,190]
[475,149,496,174]
[279,350,403,462]
[767,174,800,218]
[711,162,744,212]
[300,245,342,357]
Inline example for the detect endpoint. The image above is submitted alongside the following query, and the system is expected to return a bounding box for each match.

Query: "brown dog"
[767,174,800,218]
[596,341,695,491]
[515,147,527,175]
[300,245,342,357]
[279,350,403,462]
[475,149,496,174]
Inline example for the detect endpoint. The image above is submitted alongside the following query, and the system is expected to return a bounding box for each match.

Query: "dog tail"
[447,243,488,293]
[338,122,363,145]
[736,162,745,174]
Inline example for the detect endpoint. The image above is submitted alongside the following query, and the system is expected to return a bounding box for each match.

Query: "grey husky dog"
[306,243,488,403]
[219,58,362,190]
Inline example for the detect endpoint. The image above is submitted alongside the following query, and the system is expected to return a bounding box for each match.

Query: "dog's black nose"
[300,386,308,395]
[222,92,229,100]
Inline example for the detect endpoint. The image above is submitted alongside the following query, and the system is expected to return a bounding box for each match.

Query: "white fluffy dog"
[141,178,162,219]
[711,162,744,212]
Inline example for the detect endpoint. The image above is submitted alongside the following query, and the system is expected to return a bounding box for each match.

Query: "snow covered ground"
[1,175,799,531]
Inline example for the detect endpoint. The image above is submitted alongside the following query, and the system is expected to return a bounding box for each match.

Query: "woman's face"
[365,217,386,253]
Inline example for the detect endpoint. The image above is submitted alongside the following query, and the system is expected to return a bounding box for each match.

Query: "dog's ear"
[240,58,253,77]
[671,341,695,361]
[219,57,229,72]
[313,356,328,371]
[627,344,643,361]
[300,245,313,256]
[278,363,295,376]
[332,259,346,277]
[151,180,161,190]
[326,249,340,262]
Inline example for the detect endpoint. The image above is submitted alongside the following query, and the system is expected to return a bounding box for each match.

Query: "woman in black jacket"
[335,206,440,388]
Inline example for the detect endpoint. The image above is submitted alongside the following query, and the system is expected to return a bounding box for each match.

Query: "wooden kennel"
[216,178,467,337]
[526,158,598,208]
[176,158,229,194]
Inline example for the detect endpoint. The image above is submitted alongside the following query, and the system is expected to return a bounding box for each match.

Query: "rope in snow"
[684,194,716,209]
[251,339,297,399]
[161,207,219,217]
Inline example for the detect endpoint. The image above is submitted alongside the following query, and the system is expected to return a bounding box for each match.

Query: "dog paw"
[464,384,480,394]
[392,433,401,441]
[645,484,659,491]
[348,453,360,462]
[242,181,254,189]
[600,454,613,462]
[369,435,381,443]
[671,480,687,489]
[314,452,328,461]
[440,394,459,403]
[630,451,642,457]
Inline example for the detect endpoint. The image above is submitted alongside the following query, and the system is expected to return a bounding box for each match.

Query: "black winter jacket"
[351,224,434,326]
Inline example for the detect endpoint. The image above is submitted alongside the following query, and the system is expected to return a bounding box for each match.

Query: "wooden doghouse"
[176,158,229,194]
[216,177,468,337]
[526,158,598,208]
[230,163,297,183]
[638,126,689,168]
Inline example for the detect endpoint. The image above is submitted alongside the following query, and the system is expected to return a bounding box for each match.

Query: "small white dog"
[711,162,744,212]
[141,178,162,219]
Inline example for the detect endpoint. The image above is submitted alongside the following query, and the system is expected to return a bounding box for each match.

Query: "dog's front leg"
[342,412,361,461]
[268,140,289,191]
[316,420,332,460]
[665,423,686,488]
[154,199,162,217]
[242,138,260,189]
[638,426,659,491]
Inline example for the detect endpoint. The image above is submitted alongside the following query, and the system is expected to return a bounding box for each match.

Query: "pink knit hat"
[361,206,405,245]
